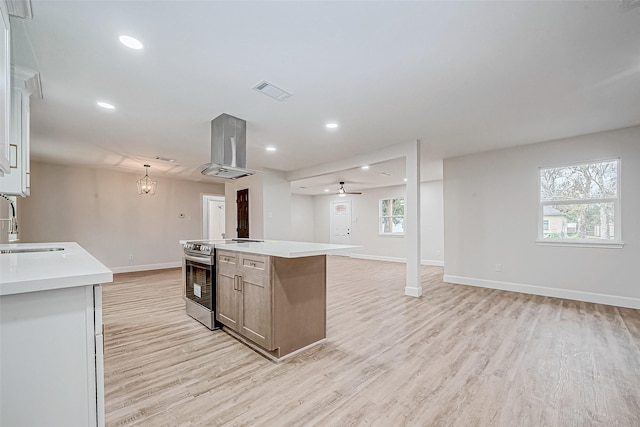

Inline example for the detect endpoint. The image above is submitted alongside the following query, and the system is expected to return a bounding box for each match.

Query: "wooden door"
[237,188,249,238]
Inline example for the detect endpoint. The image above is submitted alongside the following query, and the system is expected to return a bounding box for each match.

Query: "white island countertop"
[212,240,361,258]
[0,242,113,296]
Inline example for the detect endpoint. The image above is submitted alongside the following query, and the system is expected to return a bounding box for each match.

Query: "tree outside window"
[380,198,404,234]
[539,159,619,243]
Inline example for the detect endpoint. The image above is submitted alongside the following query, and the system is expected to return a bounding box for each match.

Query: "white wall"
[312,181,444,265]
[19,162,225,272]
[262,170,291,241]
[443,125,640,308]
[290,194,315,242]
[224,170,292,240]
[224,173,264,239]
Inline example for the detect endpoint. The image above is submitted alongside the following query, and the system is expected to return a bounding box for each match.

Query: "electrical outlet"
[495,264,502,272]
[436,250,441,256]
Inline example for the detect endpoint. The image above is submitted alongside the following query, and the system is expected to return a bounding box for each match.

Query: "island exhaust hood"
[201,113,254,179]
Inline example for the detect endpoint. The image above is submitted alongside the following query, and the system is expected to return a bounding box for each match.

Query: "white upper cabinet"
[0,84,28,195]
[0,1,11,176]
[0,69,38,196]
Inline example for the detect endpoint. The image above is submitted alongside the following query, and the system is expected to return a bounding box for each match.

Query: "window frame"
[537,157,623,248]
[379,197,405,236]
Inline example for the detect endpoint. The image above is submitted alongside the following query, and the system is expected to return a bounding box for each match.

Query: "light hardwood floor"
[103,257,640,426]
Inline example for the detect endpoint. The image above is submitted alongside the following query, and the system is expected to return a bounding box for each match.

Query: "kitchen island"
[0,242,113,427]
[212,240,359,360]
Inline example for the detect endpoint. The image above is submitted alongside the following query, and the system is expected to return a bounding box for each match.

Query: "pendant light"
[137,164,158,195]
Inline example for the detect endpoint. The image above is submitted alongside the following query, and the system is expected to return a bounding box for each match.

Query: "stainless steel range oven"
[183,241,219,330]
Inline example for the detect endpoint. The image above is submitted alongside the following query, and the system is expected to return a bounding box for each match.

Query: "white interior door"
[203,195,225,240]
[330,200,352,245]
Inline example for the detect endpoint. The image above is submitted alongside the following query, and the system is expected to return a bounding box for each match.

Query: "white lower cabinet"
[0,284,104,426]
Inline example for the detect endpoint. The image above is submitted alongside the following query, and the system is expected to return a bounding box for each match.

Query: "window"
[539,159,620,245]
[379,198,404,235]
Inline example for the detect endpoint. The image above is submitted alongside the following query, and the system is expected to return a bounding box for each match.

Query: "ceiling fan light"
[336,181,362,196]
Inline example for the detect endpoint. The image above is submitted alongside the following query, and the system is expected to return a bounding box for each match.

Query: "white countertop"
[213,240,361,258]
[0,242,113,296]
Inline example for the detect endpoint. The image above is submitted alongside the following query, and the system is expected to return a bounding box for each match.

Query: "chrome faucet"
[0,194,18,235]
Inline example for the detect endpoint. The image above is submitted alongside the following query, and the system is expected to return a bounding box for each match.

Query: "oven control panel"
[184,242,213,256]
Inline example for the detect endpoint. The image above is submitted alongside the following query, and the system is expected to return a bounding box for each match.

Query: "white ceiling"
[11,1,640,195]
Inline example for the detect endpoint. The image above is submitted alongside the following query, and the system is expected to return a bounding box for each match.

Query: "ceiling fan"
[337,182,362,197]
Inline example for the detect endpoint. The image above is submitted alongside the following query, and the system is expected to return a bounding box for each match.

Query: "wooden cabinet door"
[239,272,272,350]
[216,268,239,332]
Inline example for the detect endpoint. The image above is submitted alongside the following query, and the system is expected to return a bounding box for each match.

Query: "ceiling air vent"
[252,80,292,101]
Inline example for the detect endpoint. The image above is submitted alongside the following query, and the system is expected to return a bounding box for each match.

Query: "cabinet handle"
[233,275,243,292]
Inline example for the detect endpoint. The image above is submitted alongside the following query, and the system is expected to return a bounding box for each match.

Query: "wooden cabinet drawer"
[217,250,238,269]
[240,253,270,277]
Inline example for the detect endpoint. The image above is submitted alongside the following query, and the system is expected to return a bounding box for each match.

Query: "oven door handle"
[184,254,213,266]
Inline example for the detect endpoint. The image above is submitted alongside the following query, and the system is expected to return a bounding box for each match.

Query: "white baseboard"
[405,286,423,297]
[349,253,444,267]
[443,275,640,310]
[110,261,181,274]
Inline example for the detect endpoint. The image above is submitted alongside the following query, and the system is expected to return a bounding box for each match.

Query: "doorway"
[330,200,352,245]
[203,195,226,240]
[237,189,249,238]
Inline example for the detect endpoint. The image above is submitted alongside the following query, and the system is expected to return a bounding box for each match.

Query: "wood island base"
[216,251,327,360]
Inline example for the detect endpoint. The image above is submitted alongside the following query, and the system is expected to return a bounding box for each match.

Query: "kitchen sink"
[0,247,65,254]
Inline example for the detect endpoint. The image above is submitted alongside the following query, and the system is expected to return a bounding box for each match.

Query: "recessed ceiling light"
[266,146,276,152]
[323,189,330,192]
[404,178,408,182]
[325,122,338,129]
[96,101,115,110]
[119,35,144,50]
[361,165,369,170]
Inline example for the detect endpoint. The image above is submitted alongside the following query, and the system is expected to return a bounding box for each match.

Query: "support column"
[405,140,422,297]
